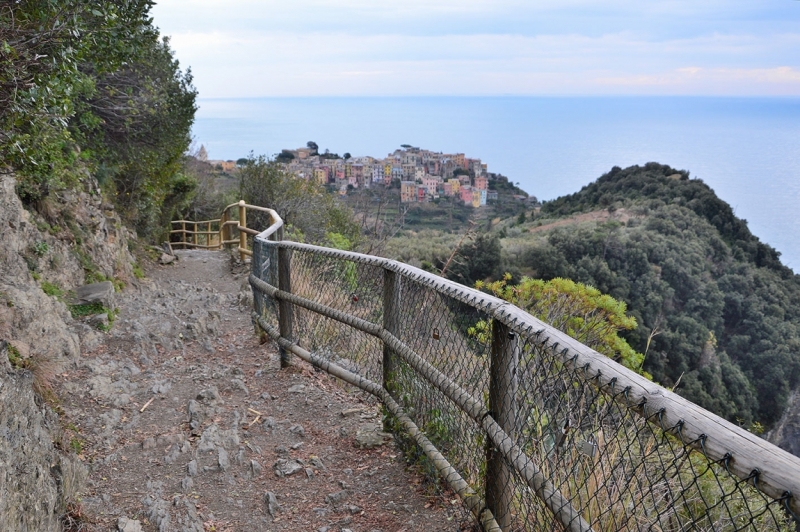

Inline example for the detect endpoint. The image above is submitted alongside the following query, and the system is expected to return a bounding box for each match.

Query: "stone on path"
[264,491,281,517]
[356,423,393,449]
[273,458,304,477]
[117,516,143,532]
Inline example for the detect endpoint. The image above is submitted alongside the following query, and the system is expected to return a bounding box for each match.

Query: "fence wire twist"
[250,235,800,532]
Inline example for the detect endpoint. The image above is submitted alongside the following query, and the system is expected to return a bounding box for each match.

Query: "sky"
[151,1,800,97]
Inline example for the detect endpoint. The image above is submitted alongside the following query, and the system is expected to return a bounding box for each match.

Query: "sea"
[191,97,800,271]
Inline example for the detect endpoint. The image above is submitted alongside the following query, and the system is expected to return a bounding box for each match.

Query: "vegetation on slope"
[515,163,800,427]
[384,163,800,429]
[1,0,197,239]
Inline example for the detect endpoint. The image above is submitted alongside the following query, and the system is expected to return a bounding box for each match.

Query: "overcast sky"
[151,0,800,98]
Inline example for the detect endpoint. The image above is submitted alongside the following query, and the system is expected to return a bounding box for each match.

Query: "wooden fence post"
[238,200,248,261]
[278,245,293,368]
[486,320,518,530]
[181,221,186,248]
[382,270,400,396]
[220,211,227,249]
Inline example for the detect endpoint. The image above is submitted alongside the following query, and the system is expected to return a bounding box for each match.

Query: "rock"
[250,459,263,477]
[230,378,249,394]
[289,424,305,438]
[87,312,109,328]
[187,460,198,477]
[159,253,175,265]
[74,281,116,307]
[117,517,144,532]
[142,437,156,450]
[288,384,305,393]
[355,423,393,449]
[196,386,221,404]
[309,456,326,470]
[273,459,304,477]
[187,400,203,435]
[181,477,193,492]
[325,490,349,506]
[264,491,281,517]
[218,447,230,471]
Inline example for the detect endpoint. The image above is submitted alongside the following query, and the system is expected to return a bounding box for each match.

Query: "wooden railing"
[248,213,800,531]
[170,201,282,260]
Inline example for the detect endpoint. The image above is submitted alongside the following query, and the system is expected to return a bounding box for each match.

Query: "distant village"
[203,143,531,209]
[279,144,527,207]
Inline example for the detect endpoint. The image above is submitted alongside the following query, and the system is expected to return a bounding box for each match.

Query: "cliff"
[0,169,136,529]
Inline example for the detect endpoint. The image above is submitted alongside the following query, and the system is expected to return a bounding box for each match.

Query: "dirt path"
[57,250,461,532]
[528,207,637,233]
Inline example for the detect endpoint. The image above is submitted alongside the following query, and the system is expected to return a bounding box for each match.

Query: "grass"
[6,342,61,397]
[68,302,117,331]
[41,280,64,297]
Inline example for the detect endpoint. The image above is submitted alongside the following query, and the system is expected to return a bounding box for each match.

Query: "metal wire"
[251,236,800,532]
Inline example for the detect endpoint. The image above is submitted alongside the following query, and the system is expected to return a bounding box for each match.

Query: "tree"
[477,275,647,374]
[0,0,197,240]
[1,0,158,201]
[70,34,197,237]
[445,232,503,286]
[306,141,318,154]
[343,152,351,160]
[238,155,358,244]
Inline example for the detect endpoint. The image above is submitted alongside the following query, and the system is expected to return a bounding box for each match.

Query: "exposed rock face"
[0,170,134,365]
[0,342,86,531]
[0,170,132,529]
[768,389,800,457]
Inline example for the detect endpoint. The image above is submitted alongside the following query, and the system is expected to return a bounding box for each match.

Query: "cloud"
[153,1,800,97]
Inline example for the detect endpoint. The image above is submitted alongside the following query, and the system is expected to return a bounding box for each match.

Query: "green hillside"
[510,163,800,427]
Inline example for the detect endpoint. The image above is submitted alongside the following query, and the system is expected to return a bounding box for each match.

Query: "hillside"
[515,164,800,432]
[385,163,800,451]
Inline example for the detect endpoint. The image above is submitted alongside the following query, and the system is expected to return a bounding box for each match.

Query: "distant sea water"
[192,97,800,271]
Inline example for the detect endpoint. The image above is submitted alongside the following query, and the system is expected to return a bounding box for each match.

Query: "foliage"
[511,163,800,425]
[40,281,63,297]
[444,232,503,286]
[238,155,358,244]
[474,275,648,374]
[1,0,197,240]
[1,1,154,196]
[70,34,197,238]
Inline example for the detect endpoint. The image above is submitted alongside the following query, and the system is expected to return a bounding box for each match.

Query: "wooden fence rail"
[173,204,800,530]
[245,210,800,531]
[170,200,282,260]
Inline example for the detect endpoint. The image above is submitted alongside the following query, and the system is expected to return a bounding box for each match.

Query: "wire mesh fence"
[250,233,800,532]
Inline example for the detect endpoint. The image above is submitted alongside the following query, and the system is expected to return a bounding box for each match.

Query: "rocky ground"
[56,250,464,532]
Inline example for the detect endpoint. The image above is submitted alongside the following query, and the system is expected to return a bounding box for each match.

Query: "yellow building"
[448,178,461,195]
